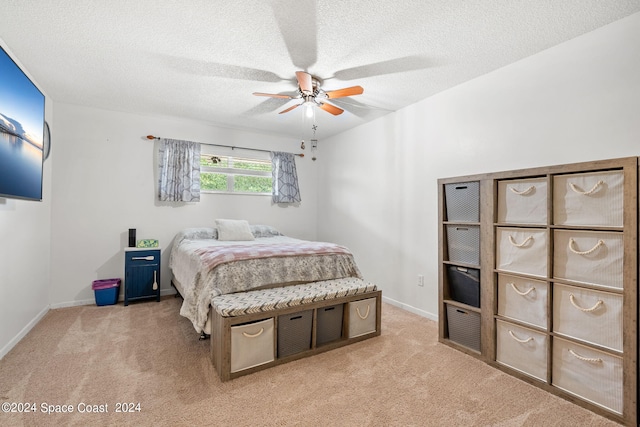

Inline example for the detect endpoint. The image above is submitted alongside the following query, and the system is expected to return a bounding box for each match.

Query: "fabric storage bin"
[553,170,624,227]
[553,229,623,289]
[497,274,547,328]
[348,297,377,338]
[445,304,480,352]
[316,304,344,346]
[552,337,623,415]
[496,319,548,382]
[230,318,275,373]
[496,227,548,277]
[278,309,313,357]
[553,284,622,352]
[446,266,480,308]
[446,225,480,266]
[497,177,548,225]
[444,181,479,222]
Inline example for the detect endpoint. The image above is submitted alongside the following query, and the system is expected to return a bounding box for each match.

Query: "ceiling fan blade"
[253,92,293,99]
[333,55,433,80]
[279,103,302,114]
[318,102,344,116]
[272,0,317,69]
[325,86,364,99]
[296,71,313,94]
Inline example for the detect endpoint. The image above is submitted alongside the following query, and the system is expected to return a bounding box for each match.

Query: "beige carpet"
[0,297,618,426]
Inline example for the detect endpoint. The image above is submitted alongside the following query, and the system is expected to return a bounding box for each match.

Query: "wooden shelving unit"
[438,157,638,426]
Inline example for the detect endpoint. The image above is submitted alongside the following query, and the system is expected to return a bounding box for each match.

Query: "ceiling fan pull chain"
[311,125,318,161]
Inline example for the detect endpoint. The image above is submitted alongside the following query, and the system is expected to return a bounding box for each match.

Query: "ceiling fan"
[253,71,364,116]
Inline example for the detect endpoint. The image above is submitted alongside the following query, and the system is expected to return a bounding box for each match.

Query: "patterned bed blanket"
[170,235,362,333]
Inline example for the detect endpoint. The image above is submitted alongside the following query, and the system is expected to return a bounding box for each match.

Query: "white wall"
[49,104,317,306]
[316,12,640,319]
[0,40,52,358]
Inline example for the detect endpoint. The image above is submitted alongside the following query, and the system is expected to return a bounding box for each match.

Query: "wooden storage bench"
[210,277,382,381]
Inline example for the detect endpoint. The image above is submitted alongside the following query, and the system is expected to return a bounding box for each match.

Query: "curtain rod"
[146,135,304,157]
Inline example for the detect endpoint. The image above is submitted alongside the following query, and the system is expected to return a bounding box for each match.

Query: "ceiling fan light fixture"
[305,104,314,118]
[303,96,316,118]
[254,71,361,117]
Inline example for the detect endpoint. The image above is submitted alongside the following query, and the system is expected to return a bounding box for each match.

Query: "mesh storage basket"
[553,229,623,289]
[230,318,275,373]
[553,170,623,227]
[278,309,313,358]
[447,266,480,308]
[497,274,548,328]
[445,304,480,352]
[444,181,479,222]
[316,304,344,346]
[552,337,623,415]
[553,283,622,352]
[497,177,548,225]
[496,227,548,277]
[496,319,548,382]
[446,225,480,266]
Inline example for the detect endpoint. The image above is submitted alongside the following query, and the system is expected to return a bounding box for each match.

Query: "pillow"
[173,227,218,245]
[250,224,284,238]
[216,219,255,241]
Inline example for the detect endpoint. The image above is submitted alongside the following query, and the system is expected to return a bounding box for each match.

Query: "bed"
[169,221,363,335]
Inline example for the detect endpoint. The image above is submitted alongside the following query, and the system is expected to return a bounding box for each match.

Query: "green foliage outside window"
[200,154,272,194]
[234,159,271,172]
[200,156,229,168]
[200,172,227,191]
[235,175,272,193]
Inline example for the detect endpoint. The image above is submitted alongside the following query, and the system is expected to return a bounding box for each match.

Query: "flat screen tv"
[0,45,46,201]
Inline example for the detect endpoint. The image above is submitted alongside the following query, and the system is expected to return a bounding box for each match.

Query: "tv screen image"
[0,46,45,201]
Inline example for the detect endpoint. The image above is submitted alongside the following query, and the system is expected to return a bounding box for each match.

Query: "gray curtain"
[158,138,201,202]
[271,151,301,203]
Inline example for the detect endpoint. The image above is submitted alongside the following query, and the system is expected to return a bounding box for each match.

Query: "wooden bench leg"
[210,307,231,381]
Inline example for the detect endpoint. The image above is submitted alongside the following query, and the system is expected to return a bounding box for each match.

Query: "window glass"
[200,154,272,194]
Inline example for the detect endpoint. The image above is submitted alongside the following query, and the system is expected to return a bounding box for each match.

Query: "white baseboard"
[0,305,50,360]
[49,298,95,309]
[50,288,177,310]
[382,295,438,321]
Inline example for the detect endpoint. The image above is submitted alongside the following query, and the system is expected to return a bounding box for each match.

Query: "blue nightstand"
[124,248,161,305]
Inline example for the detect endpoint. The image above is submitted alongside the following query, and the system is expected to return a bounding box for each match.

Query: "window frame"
[200,151,273,196]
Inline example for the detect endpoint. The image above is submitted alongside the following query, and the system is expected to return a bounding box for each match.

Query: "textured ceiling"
[1,1,640,140]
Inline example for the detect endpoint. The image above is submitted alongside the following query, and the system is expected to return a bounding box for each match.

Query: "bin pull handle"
[242,328,264,339]
[356,305,370,320]
[132,256,154,261]
[509,282,535,296]
[569,238,604,255]
[508,330,533,344]
[569,349,602,364]
[508,235,533,247]
[569,294,603,313]
[569,180,604,196]
[509,185,535,196]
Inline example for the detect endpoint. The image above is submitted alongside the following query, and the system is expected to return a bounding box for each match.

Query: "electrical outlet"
[417,274,424,287]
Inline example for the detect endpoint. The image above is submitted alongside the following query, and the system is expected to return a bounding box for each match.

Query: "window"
[200,154,272,195]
